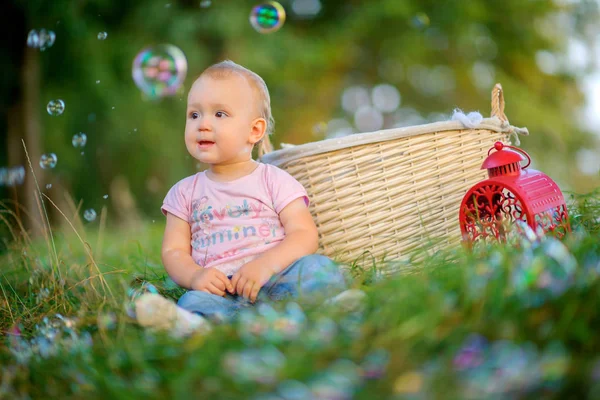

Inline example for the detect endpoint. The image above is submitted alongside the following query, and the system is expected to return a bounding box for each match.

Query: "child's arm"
[162,213,233,294]
[161,213,203,289]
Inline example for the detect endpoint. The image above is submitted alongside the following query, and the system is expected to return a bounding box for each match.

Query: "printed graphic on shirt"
[189,196,282,267]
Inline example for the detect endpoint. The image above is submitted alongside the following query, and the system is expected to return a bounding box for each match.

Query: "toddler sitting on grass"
[135,60,364,336]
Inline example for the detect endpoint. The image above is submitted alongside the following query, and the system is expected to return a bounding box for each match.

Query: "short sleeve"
[266,165,310,214]
[161,175,195,222]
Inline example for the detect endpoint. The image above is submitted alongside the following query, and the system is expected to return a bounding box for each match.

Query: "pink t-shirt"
[161,162,310,276]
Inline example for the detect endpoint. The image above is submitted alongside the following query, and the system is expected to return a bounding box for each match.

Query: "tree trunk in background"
[19,46,43,236]
[6,102,24,223]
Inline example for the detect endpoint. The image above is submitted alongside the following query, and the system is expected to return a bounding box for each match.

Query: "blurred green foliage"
[1,0,599,225]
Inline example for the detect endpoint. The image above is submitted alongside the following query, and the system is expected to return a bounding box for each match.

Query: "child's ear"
[249,117,267,145]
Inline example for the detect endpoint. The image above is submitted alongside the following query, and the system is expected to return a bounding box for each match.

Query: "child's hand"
[190,267,234,297]
[231,262,275,303]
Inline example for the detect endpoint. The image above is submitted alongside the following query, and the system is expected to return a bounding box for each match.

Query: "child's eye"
[215,111,226,118]
[190,112,199,119]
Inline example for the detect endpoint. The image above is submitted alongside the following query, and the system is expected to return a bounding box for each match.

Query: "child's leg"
[177,290,252,323]
[258,254,349,304]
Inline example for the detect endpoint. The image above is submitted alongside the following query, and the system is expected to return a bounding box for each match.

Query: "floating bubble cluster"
[222,345,286,385]
[0,166,25,187]
[250,2,286,34]
[46,99,65,116]
[97,32,108,40]
[252,357,368,400]
[132,44,188,99]
[72,132,87,148]
[39,153,58,169]
[360,349,391,379]
[27,29,56,51]
[237,302,306,344]
[510,234,577,307]
[308,359,362,399]
[451,335,570,397]
[8,314,92,365]
[83,209,97,222]
[305,315,338,350]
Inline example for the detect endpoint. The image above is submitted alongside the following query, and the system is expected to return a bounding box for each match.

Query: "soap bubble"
[46,184,52,189]
[222,346,286,385]
[361,349,391,379]
[411,13,430,29]
[46,99,65,116]
[200,0,211,7]
[250,2,286,34]
[27,30,40,48]
[277,380,313,399]
[39,29,56,50]
[39,153,58,169]
[97,32,108,40]
[72,132,87,148]
[83,209,97,222]
[305,316,337,350]
[27,29,56,50]
[0,166,25,187]
[132,44,188,99]
[103,194,108,199]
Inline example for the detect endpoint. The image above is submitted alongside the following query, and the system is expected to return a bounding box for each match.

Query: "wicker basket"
[258,84,528,267]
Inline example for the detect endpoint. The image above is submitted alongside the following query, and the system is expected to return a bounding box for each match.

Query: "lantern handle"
[488,142,531,169]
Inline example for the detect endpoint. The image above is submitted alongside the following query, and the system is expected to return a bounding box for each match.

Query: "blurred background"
[1,0,599,234]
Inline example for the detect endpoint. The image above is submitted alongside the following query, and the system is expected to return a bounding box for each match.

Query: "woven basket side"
[271,128,510,264]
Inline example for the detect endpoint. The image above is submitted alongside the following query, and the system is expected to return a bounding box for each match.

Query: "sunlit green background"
[1,0,599,231]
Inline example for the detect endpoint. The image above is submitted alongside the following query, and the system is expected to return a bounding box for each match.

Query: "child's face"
[185,74,264,165]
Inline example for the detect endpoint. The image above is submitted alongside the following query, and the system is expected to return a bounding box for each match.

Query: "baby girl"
[135,60,362,336]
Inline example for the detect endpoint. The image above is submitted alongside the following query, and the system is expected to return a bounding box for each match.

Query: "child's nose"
[197,117,211,131]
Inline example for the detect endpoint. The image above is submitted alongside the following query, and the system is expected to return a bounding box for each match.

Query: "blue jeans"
[177,254,348,322]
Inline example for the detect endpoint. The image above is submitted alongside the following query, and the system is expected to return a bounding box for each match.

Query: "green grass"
[1,189,599,399]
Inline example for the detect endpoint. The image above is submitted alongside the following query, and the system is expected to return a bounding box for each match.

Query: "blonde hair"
[199,60,275,149]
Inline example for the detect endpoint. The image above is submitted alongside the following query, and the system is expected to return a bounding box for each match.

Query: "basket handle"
[258,134,274,158]
[491,83,508,123]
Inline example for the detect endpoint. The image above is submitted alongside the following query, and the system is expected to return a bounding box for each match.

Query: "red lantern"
[459,141,570,244]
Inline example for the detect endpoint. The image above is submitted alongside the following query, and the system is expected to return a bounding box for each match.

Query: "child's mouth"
[197,141,214,148]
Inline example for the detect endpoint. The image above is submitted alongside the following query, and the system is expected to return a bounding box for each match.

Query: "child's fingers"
[236,276,248,296]
[207,283,225,297]
[243,281,255,301]
[250,285,260,303]
[215,272,234,293]
[230,273,240,292]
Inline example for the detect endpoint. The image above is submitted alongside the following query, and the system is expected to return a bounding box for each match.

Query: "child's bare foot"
[324,289,367,313]
[134,293,212,338]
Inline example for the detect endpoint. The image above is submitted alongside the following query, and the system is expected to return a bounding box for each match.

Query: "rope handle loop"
[491,83,508,123]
